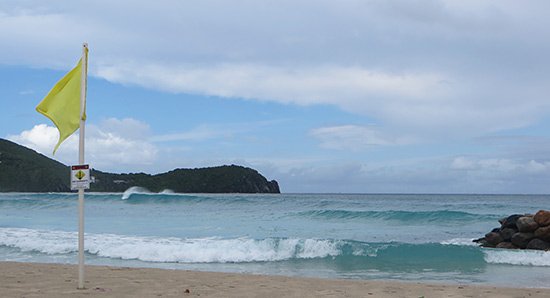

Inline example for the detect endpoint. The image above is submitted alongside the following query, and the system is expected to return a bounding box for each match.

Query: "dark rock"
[496,242,518,249]
[473,237,493,247]
[485,232,503,246]
[500,228,516,241]
[534,210,550,227]
[526,239,550,251]
[491,227,501,233]
[501,214,523,229]
[534,226,550,240]
[511,232,535,249]
[516,216,539,232]
[480,240,493,247]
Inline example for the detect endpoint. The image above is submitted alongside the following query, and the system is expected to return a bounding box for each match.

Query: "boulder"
[534,226,550,240]
[500,228,516,241]
[526,239,550,251]
[534,210,550,227]
[473,238,491,247]
[479,211,550,251]
[501,214,523,229]
[511,232,535,249]
[496,242,518,249]
[485,232,503,246]
[516,216,539,232]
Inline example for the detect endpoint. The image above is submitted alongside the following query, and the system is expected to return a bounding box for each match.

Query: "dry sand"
[1,261,549,297]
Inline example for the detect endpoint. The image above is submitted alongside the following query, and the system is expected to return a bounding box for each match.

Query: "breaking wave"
[0,227,484,269]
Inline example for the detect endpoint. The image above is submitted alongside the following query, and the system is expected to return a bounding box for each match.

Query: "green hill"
[0,138,280,193]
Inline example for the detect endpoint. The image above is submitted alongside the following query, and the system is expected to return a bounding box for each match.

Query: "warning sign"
[71,164,90,190]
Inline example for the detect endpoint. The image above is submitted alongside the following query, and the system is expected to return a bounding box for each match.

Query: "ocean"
[1,190,550,287]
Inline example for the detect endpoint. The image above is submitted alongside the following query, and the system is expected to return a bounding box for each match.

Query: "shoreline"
[2,261,550,297]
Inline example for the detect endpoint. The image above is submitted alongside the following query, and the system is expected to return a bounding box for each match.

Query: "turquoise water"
[1,190,550,287]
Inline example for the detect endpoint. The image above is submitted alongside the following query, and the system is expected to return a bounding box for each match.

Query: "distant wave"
[0,193,76,209]
[121,186,175,200]
[296,209,499,222]
[0,192,253,207]
[121,186,152,199]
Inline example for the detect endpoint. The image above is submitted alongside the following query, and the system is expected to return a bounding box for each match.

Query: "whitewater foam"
[484,249,550,267]
[0,228,75,254]
[0,228,342,263]
[440,238,479,246]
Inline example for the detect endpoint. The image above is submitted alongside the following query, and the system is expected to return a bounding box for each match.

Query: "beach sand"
[1,261,549,298]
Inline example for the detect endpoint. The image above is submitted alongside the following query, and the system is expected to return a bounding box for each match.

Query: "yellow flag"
[36,52,87,154]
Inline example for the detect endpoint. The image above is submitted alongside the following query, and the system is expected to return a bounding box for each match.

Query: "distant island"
[0,138,280,193]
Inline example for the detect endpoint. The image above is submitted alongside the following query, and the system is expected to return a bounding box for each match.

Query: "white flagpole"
[77,42,88,290]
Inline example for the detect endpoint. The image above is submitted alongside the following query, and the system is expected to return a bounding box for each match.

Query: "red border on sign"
[71,164,89,170]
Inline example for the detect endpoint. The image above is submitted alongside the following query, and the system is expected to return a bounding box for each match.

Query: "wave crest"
[0,227,489,269]
[298,209,498,222]
[121,186,152,200]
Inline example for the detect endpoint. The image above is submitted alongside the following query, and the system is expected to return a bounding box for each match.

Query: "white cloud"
[241,154,550,193]
[9,124,59,151]
[450,156,476,170]
[7,118,157,171]
[152,124,238,143]
[450,156,550,174]
[100,118,150,140]
[18,89,34,95]
[2,1,550,140]
[310,125,412,150]
[151,120,286,143]
[97,63,445,104]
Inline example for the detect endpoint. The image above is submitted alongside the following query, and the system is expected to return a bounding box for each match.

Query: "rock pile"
[474,210,550,250]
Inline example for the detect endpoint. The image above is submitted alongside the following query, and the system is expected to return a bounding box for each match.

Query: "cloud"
[151,119,286,143]
[152,124,241,143]
[2,1,550,140]
[18,89,34,95]
[7,118,157,171]
[450,156,550,174]
[450,156,477,170]
[244,154,550,193]
[99,118,151,140]
[310,125,413,150]
[8,124,59,151]
[97,63,444,104]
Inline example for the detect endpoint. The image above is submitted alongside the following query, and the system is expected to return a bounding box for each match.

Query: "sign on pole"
[71,164,90,190]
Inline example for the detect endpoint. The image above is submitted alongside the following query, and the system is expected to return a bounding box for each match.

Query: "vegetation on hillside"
[0,139,280,193]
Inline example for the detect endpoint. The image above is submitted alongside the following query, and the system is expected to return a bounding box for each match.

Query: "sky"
[1,0,550,193]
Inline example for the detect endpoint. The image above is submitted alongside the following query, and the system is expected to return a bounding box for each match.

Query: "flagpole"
[77,42,88,290]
